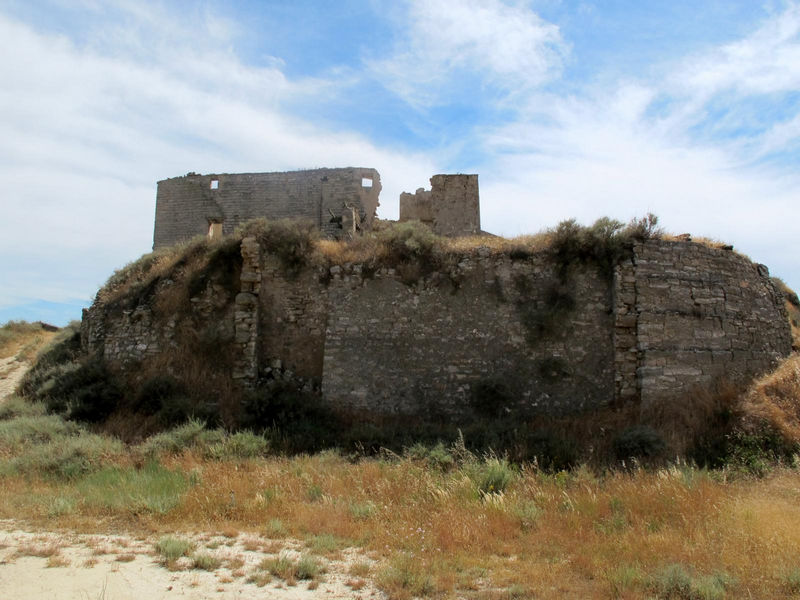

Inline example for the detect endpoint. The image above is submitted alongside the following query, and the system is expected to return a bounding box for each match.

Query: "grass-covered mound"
[11,214,799,468]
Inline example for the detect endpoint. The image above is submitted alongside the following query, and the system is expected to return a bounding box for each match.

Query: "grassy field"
[1,393,800,599]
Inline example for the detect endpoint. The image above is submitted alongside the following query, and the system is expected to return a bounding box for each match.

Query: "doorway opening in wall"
[208,220,223,240]
[210,179,219,190]
[361,177,373,188]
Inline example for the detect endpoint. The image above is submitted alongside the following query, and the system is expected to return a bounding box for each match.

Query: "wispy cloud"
[368,0,567,107]
[476,3,800,285]
[0,4,436,321]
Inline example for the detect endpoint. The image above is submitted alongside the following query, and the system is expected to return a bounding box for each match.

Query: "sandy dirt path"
[0,523,385,600]
[0,356,28,402]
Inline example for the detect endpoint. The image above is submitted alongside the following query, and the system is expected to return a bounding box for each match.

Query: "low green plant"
[156,536,193,562]
[405,442,455,471]
[307,533,342,554]
[259,554,302,580]
[266,518,287,537]
[472,457,515,496]
[348,501,376,521]
[192,551,222,571]
[296,554,325,580]
[0,414,81,450]
[376,553,435,597]
[2,431,123,480]
[783,567,800,593]
[205,431,270,460]
[137,419,225,458]
[0,396,46,420]
[77,461,191,514]
[650,564,733,599]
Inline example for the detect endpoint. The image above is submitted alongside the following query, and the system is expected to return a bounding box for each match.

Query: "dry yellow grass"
[0,322,57,361]
[2,447,800,598]
[740,354,800,444]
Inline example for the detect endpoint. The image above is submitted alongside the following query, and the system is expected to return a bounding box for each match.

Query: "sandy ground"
[0,355,28,401]
[0,360,388,600]
[0,524,386,599]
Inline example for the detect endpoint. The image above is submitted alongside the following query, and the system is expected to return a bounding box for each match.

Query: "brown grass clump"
[739,354,800,445]
[773,277,800,350]
[0,321,58,360]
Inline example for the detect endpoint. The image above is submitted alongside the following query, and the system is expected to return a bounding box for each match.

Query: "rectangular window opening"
[361,177,373,188]
[208,221,223,240]
[210,179,219,190]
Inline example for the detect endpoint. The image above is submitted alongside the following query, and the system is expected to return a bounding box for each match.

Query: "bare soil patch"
[0,521,385,600]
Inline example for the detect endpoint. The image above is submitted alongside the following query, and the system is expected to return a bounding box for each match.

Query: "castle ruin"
[78,168,793,428]
[153,168,482,249]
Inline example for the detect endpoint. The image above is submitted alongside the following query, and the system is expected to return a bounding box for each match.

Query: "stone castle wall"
[83,239,792,418]
[399,174,480,236]
[153,168,381,249]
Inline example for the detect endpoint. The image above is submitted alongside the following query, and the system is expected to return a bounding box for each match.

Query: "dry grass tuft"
[0,320,58,360]
[739,353,800,444]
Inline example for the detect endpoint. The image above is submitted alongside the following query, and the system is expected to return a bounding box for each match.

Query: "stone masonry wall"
[631,240,790,410]
[153,168,381,249]
[399,174,480,237]
[322,252,614,416]
[82,239,792,420]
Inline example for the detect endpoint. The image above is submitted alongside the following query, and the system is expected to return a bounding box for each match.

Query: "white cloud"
[677,3,800,97]
[474,5,800,290]
[0,7,436,317]
[369,0,567,106]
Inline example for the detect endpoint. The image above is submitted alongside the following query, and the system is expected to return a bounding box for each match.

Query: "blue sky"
[1,0,799,326]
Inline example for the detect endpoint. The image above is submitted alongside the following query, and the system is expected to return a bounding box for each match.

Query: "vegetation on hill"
[1,392,800,598]
[9,214,799,466]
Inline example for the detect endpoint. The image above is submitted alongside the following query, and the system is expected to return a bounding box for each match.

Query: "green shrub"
[192,552,222,571]
[137,419,225,457]
[374,221,444,283]
[60,360,123,422]
[18,324,82,398]
[205,431,270,460]
[405,442,456,472]
[376,553,435,597]
[3,432,123,480]
[238,218,316,274]
[723,427,797,476]
[652,563,693,598]
[296,554,325,580]
[473,457,516,495]
[78,461,191,514]
[650,564,733,600]
[0,396,46,420]
[0,414,81,450]
[156,536,194,561]
[613,425,666,462]
[625,212,662,241]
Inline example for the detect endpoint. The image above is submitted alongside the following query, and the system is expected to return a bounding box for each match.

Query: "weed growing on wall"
[237,218,317,275]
